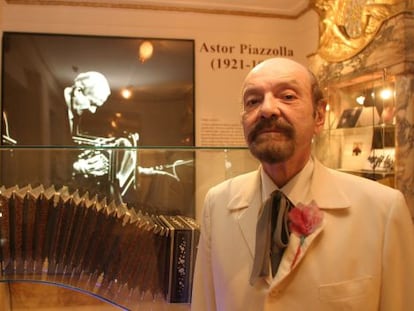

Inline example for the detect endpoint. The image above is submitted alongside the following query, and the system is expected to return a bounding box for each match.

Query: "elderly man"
[64,71,111,135]
[64,71,139,201]
[191,57,414,311]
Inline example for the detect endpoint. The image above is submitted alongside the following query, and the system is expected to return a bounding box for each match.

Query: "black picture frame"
[1,32,196,217]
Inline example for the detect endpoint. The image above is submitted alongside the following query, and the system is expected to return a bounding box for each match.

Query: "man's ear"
[314,100,327,134]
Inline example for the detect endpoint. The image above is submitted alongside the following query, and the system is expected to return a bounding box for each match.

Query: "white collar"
[260,157,314,205]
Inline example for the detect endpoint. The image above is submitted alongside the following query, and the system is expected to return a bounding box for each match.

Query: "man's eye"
[244,98,261,108]
[74,87,85,94]
[281,93,297,101]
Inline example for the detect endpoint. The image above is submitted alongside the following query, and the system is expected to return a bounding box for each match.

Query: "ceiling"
[6,0,312,18]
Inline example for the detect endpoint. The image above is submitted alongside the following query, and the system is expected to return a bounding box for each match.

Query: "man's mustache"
[247,117,294,143]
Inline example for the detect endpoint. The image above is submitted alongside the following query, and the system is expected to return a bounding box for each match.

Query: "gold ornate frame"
[311,0,410,62]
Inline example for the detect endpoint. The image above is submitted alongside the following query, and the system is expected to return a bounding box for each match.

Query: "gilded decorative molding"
[5,0,312,19]
[312,0,409,62]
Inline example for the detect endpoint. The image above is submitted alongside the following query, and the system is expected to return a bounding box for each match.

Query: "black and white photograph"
[1,32,196,217]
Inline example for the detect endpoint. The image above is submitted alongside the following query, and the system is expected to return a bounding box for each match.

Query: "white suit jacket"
[191,159,414,311]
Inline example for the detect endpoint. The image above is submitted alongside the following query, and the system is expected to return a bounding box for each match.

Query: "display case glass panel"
[0,146,258,311]
[314,73,396,186]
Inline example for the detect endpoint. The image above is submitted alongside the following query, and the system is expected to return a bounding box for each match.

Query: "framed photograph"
[340,127,373,171]
[336,107,362,128]
[1,32,195,217]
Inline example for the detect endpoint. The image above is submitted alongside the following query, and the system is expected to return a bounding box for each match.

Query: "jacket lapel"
[272,217,326,285]
[271,159,351,287]
[226,169,262,257]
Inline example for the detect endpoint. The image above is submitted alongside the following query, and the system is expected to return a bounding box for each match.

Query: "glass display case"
[313,71,396,188]
[308,8,414,218]
[0,146,258,311]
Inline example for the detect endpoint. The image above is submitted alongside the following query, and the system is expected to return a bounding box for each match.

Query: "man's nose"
[259,94,282,118]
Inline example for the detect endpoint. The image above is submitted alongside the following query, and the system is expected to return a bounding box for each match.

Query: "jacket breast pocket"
[318,276,376,311]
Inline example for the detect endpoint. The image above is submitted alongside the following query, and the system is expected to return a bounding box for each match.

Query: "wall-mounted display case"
[309,10,414,219]
[314,72,397,188]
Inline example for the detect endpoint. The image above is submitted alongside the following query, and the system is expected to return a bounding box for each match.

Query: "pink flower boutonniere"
[288,201,323,269]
